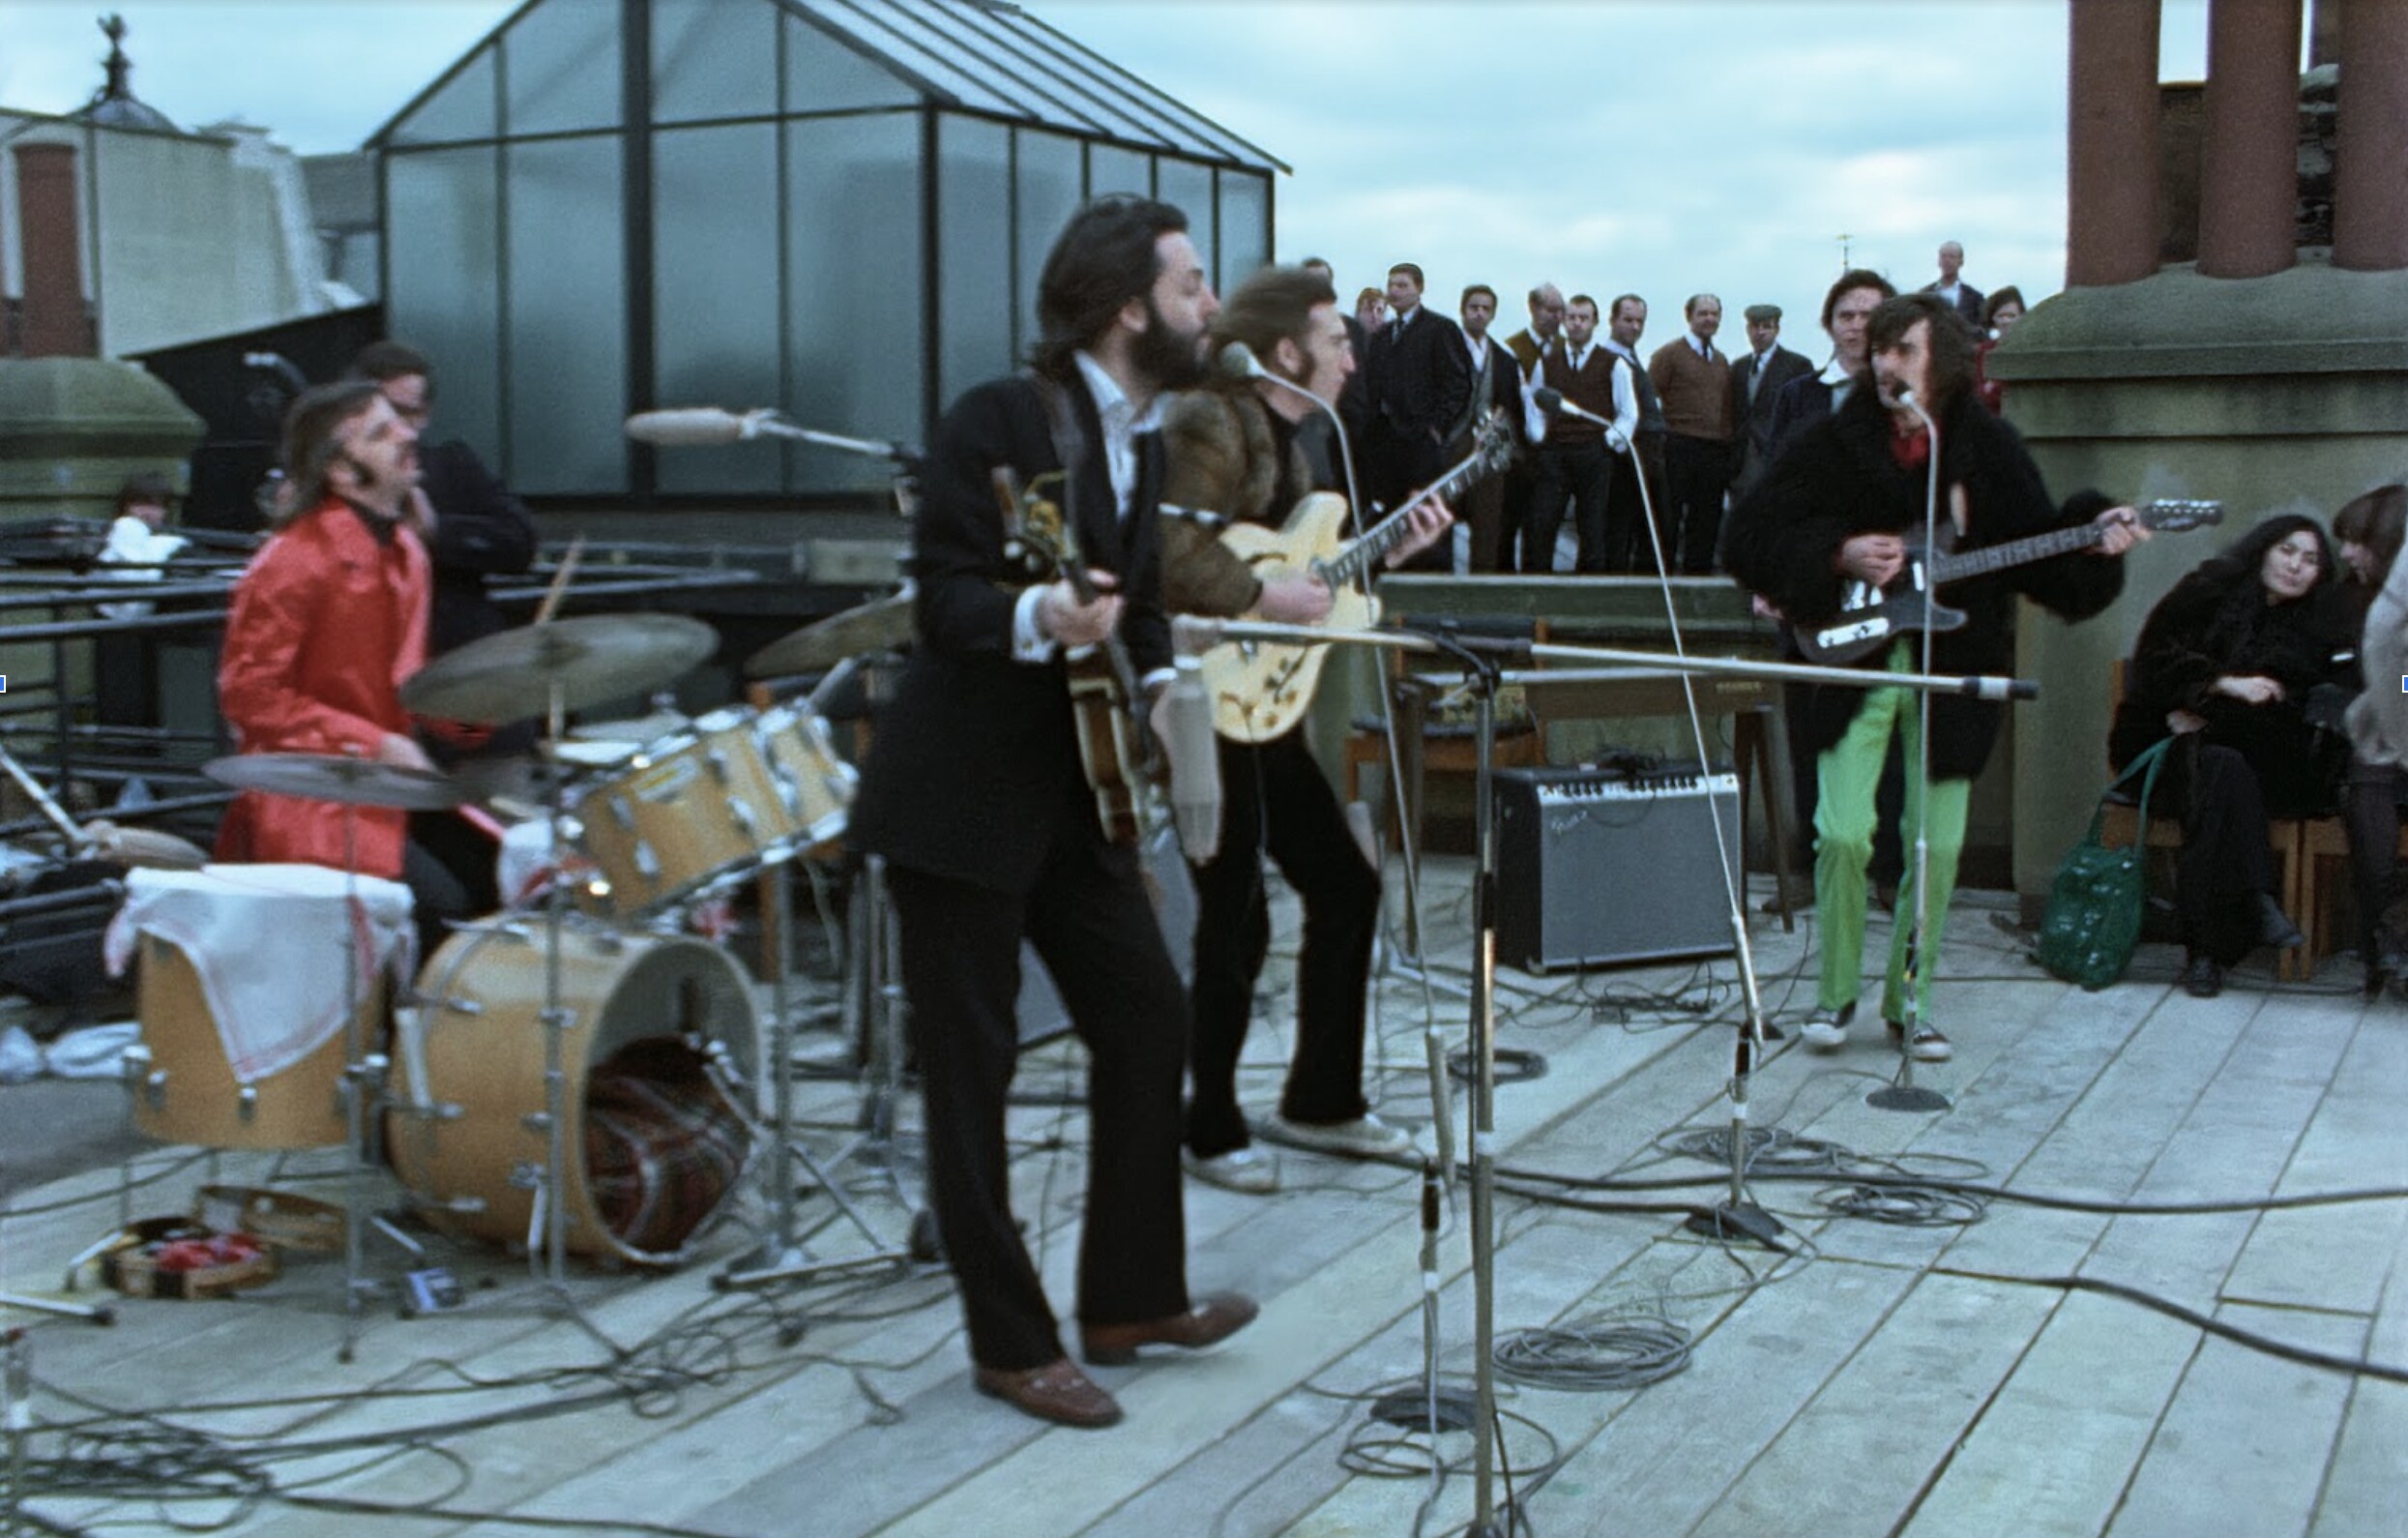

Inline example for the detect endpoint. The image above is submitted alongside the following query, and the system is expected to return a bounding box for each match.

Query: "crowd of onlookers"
[1309,240,2031,577]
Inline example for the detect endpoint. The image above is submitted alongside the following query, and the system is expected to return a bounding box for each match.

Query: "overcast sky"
[1,0,2237,364]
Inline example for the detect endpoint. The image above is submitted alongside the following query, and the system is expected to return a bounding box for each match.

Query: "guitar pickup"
[1816,617,1891,649]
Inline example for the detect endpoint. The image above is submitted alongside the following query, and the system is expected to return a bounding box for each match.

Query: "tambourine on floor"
[389,919,765,1269]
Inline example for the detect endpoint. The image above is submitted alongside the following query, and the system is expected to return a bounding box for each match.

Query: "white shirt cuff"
[1012,585,1059,664]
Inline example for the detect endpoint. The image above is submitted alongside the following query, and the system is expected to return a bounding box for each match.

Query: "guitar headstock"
[994,466,1078,583]
[2139,498,2223,533]
[1474,407,1516,474]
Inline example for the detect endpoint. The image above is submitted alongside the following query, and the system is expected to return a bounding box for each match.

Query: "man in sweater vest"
[1647,293,1737,575]
[1523,294,1637,574]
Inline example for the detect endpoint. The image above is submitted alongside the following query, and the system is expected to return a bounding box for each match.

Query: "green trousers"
[1813,646,1972,1023]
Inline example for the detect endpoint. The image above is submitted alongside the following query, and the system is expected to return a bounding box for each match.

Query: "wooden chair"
[2098,660,2315,980]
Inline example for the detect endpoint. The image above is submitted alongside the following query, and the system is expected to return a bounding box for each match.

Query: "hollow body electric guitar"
[1201,411,1517,742]
[1795,498,2223,666]
[992,466,1162,846]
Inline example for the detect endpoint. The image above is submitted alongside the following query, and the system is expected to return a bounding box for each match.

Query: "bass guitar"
[992,465,1163,846]
[1200,410,1517,742]
[1795,498,2223,666]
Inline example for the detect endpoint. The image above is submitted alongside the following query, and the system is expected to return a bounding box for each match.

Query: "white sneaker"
[1183,1145,1279,1195]
[1800,1001,1855,1052]
[1888,1019,1953,1062]
[1270,1111,1414,1158]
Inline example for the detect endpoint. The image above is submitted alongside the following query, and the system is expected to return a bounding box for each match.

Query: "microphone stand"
[1577,402,1786,1247]
[1865,389,1952,1114]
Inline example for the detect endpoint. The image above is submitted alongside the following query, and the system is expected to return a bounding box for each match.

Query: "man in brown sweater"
[1647,293,1736,574]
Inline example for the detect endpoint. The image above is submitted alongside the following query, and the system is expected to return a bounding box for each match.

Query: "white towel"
[105,864,414,1083]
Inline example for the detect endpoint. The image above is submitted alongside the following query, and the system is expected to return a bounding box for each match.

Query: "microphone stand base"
[1685,1202,1786,1249]
[1866,1083,1953,1113]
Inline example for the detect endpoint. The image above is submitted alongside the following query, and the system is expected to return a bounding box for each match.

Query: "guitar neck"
[1323,452,1489,587]
[1928,521,2101,584]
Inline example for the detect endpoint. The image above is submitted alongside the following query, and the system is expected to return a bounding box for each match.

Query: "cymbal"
[747,587,914,678]
[203,754,467,812]
[82,820,209,870]
[399,613,719,725]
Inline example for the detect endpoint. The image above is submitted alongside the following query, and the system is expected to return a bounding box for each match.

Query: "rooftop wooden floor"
[3,860,2402,1537]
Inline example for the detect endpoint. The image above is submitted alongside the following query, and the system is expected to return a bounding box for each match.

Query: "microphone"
[1215,340,1267,382]
[1532,386,1630,452]
[626,408,764,446]
[1160,656,1222,862]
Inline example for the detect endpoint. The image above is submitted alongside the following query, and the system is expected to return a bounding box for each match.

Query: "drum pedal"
[399,1266,464,1316]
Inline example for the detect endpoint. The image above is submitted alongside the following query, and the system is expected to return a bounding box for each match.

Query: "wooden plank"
[2306,1211,2408,1538]
[1686,1271,2060,1538]
[1903,1287,2198,1538]
[2105,1301,2364,1538]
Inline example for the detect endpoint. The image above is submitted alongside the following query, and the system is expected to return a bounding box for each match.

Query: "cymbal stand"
[717,847,909,1292]
[333,789,426,1362]
[517,679,620,1352]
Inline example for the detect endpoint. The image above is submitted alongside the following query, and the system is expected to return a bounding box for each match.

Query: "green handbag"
[2035,738,2173,991]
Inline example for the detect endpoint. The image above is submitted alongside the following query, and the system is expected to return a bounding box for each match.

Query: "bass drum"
[391,923,761,1267]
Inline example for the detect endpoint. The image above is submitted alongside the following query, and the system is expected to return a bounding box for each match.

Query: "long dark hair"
[1030,195,1189,381]
[1866,292,1976,416]
[2193,513,2345,658]
[2334,483,2407,591]
[1210,265,1336,390]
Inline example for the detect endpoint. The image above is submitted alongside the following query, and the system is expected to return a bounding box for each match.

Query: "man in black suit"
[1767,269,1895,458]
[1353,261,1469,569]
[1452,282,1529,572]
[1920,240,1984,329]
[1725,303,1814,503]
[849,196,1256,1432]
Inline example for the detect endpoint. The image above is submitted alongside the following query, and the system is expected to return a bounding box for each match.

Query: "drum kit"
[102,594,918,1352]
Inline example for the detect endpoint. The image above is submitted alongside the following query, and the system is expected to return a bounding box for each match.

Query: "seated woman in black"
[2109,515,2355,997]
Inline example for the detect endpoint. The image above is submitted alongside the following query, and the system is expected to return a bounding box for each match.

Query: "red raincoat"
[214,498,429,878]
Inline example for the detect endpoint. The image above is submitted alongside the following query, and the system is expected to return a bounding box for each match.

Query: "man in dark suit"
[849,196,1256,1432]
[1920,240,1984,329]
[1353,261,1469,569]
[1453,282,1529,572]
[1501,282,1565,573]
[1766,269,1895,458]
[1725,303,1814,503]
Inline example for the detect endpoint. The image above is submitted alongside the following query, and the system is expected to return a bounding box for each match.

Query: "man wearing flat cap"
[1727,303,1813,503]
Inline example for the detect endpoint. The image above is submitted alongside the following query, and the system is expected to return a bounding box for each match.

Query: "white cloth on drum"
[104,864,415,1083]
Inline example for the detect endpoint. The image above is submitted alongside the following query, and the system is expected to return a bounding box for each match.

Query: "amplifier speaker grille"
[1493,765,1742,972]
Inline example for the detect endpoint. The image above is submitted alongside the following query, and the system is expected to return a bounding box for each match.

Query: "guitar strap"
[1025,370,1101,566]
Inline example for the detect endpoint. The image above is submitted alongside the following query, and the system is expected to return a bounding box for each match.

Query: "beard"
[1131,297,1209,391]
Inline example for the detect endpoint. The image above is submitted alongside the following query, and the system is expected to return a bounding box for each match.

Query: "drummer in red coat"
[215,380,469,948]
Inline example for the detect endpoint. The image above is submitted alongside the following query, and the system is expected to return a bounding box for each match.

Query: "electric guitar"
[993,465,1162,847]
[1794,498,2223,666]
[1199,410,1517,743]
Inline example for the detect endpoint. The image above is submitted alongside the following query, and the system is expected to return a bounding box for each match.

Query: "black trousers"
[887,826,1191,1372]
[1661,432,1733,574]
[1186,731,1382,1159]
[2173,740,2282,964]
[2342,755,2408,957]
[1523,442,1612,574]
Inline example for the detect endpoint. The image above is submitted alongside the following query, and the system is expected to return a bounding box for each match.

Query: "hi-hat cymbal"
[399,613,719,725]
[203,754,467,812]
[81,820,209,871]
[748,587,914,677]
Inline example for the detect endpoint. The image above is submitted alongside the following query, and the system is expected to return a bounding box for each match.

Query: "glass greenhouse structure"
[372,0,1284,505]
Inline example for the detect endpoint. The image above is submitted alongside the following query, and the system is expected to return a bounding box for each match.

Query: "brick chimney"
[14,142,98,356]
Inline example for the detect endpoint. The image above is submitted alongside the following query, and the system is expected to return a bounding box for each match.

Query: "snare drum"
[753,703,857,848]
[573,708,795,912]
[391,922,762,1266]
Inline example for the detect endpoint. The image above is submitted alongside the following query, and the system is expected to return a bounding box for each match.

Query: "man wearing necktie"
[1647,293,1738,574]
[1352,262,1470,570]
[1726,303,1814,503]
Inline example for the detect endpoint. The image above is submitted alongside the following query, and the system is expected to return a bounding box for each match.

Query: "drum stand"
[717,851,911,1291]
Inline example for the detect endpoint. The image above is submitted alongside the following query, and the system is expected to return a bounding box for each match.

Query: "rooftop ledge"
[1985,255,2408,381]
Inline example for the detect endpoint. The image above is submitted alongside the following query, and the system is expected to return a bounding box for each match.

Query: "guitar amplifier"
[1493,765,1742,972]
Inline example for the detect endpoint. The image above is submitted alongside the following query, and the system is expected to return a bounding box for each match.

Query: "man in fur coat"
[1721,293,2145,1061]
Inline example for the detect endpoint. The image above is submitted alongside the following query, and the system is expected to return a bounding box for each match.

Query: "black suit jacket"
[417,438,537,657]
[1920,280,1985,330]
[1727,344,1816,496]
[849,370,1170,896]
[1357,308,1470,445]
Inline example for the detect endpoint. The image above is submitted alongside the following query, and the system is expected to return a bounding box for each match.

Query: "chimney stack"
[13,143,98,357]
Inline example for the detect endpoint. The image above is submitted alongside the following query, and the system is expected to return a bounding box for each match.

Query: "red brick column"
[12,143,93,357]
[2197,0,2305,279]
[2333,0,2408,271]
[2068,0,2164,287]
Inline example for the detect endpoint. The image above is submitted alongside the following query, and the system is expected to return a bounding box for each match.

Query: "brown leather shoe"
[972,1358,1123,1429]
[1079,1292,1259,1367]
